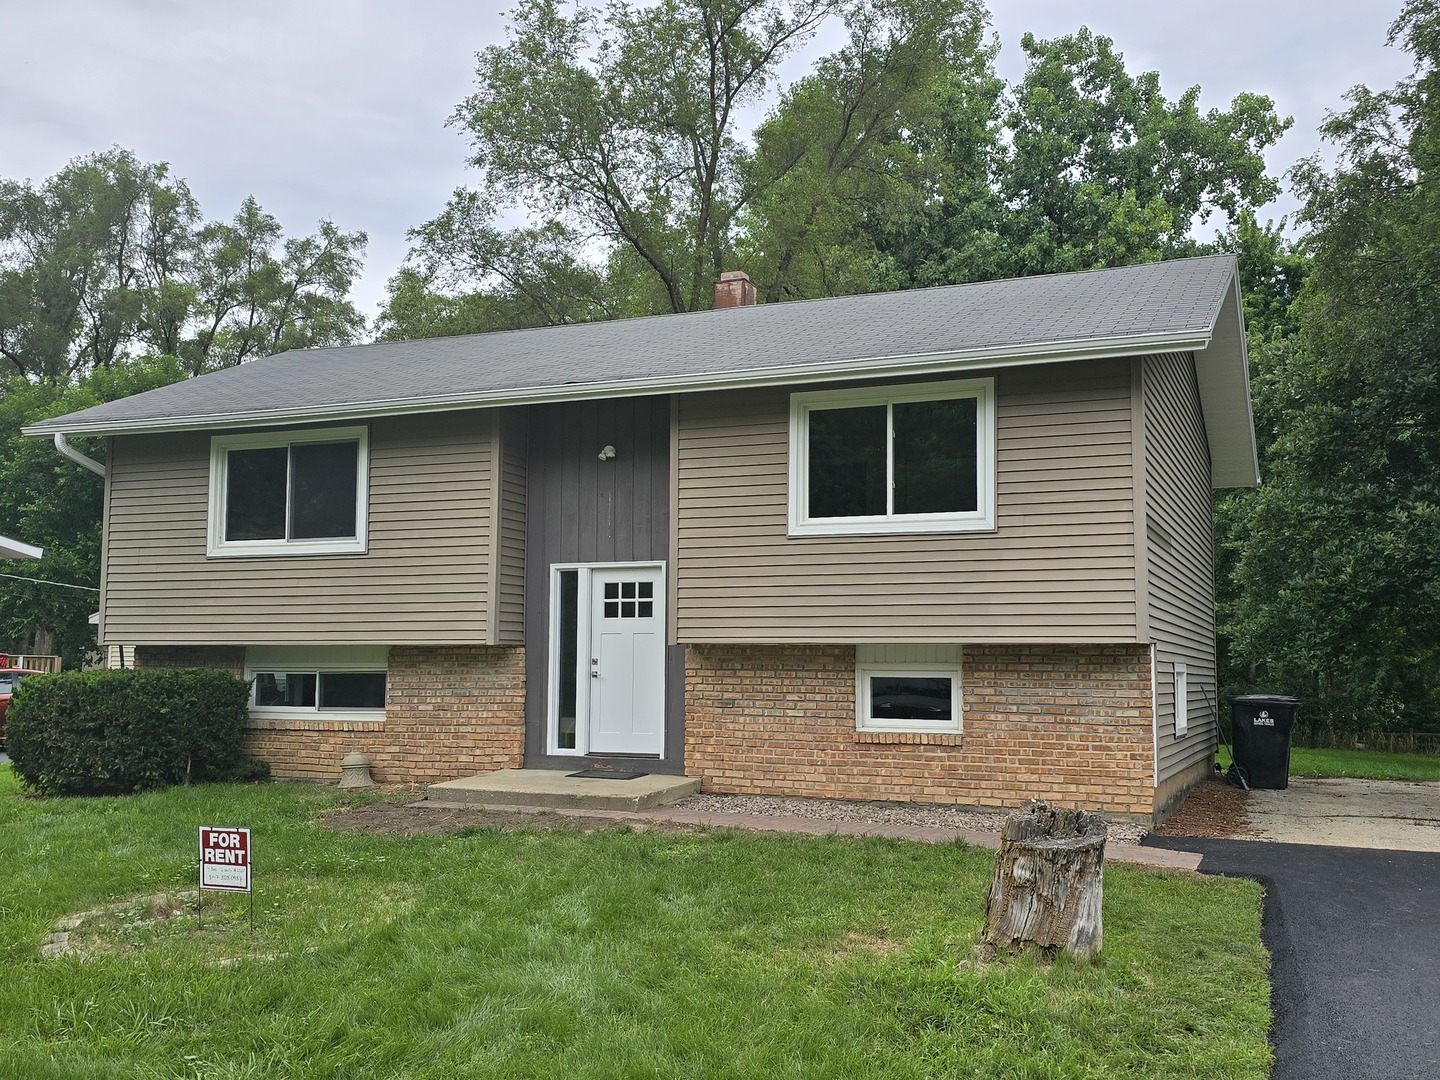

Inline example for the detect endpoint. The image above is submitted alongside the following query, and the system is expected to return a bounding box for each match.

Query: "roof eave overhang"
[1192,272,1261,489]
[23,329,1215,439]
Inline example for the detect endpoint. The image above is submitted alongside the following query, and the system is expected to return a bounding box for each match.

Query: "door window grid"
[602,580,654,619]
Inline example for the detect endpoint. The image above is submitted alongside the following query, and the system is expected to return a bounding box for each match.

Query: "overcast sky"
[2,0,1417,327]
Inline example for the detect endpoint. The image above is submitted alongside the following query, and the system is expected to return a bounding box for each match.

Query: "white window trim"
[207,426,369,557]
[245,645,387,722]
[1174,663,1189,737]
[856,656,964,735]
[788,377,996,537]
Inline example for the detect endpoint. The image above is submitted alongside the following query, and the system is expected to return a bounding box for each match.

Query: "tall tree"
[446,0,837,316]
[0,357,188,665]
[740,0,999,301]
[1225,0,1440,730]
[874,28,1289,287]
[0,149,367,380]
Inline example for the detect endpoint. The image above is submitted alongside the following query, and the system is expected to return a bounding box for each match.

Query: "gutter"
[52,432,106,478]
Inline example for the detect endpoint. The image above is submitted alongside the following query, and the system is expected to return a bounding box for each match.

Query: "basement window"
[208,427,368,556]
[856,644,963,734]
[789,379,995,536]
[246,646,387,719]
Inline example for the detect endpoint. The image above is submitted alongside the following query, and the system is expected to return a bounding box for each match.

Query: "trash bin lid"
[1230,694,1301,705]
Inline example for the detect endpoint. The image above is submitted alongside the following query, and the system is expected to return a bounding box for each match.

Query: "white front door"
[588,566,665,755]
[549,563,666,757]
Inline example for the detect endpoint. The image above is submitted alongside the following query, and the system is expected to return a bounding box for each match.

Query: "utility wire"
[0,572,99,593]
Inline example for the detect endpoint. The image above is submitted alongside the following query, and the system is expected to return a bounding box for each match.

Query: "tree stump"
[982,802,1106,961]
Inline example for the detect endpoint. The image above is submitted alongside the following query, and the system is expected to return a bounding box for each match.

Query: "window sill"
[788,518,995,539]
[855,730,964,746]
[248,713,385,732]
[208,538,367,559]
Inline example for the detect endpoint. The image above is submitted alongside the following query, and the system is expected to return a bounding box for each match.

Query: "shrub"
[6,668,254,796]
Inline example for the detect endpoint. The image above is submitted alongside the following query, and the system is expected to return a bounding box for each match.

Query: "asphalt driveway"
[1145,835,1440,1079]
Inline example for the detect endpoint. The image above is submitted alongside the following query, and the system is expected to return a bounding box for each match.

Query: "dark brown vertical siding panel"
[523,396,680,769]
[617,397,637,559]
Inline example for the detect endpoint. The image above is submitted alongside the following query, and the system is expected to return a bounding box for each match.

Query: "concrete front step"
[427,768,701,812]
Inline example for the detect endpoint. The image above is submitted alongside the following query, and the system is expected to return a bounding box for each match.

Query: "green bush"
[5,668,257,796]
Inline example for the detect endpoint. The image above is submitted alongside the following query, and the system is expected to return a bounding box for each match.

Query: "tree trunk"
[982,802,1106,961]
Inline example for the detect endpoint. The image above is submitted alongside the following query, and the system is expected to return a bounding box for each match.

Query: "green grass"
[1289,746,1440,781]
[1219,744,1440,781]
[0,764,1272,1079]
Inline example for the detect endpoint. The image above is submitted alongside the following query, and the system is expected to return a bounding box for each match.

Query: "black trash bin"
[1228,695,1301,789]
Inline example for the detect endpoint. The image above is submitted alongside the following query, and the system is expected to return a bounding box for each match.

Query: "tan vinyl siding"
[103,411,494,645]
[1143,352,1219,785]
[675,359,1138,643]
[496,409,527,644]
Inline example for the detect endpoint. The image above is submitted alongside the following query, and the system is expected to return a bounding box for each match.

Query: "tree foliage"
[0,357,188,665]
[389,5,1288,333]
[0,149,367,660]
[0,148,367,379]
[739,0,997,301]
[1222,0,1440,731]
[876,28,1289,287]
[448,0,836,316]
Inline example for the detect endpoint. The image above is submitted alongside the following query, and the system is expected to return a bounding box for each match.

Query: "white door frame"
[546,561,667,757]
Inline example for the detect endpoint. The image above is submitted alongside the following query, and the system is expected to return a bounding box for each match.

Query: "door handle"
[591,670,600,678]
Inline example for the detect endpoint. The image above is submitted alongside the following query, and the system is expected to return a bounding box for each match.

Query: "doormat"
[567,767,650,780]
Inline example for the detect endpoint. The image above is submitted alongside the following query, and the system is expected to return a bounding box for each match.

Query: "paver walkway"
[413,798,1202,870]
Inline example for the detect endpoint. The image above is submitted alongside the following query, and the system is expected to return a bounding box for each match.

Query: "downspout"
[53,433,106,477]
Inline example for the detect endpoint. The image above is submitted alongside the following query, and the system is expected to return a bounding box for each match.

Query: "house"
[25,256,1256,821]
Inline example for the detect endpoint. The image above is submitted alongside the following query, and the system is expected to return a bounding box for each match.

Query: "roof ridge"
[267,253,1241,363]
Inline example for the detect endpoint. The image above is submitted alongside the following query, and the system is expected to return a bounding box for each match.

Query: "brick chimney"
[713,270,757,309]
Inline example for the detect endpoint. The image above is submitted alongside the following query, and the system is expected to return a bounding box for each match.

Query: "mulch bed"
[1152,776,1250,838]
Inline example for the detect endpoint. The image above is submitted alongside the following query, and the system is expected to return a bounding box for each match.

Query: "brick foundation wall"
[685,644,1156,817]
[139,644,525,784]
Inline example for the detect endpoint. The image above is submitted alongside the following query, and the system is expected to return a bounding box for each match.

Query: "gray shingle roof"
[28,255,1240,437]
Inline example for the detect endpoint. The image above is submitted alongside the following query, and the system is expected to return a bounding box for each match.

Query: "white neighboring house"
[0,535,42,561]
[0,534,70,672]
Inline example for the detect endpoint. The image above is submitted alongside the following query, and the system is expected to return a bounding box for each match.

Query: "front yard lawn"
[0,766,1271,1078]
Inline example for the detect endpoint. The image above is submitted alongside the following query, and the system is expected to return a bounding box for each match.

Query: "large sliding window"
[246,646,387,720]
[789,379,995,536]
[208,427,368,556]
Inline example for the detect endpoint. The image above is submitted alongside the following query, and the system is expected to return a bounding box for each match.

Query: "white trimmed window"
[208,427,369,557]
[789,378,995,537]
[856,644,963,734]
[246,646,387,719]
[1174,663,1188,737]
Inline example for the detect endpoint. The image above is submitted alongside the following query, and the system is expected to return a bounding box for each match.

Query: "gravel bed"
[673,793,1148,844]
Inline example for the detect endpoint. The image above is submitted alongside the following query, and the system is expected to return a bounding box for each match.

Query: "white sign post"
[198,826,253,928]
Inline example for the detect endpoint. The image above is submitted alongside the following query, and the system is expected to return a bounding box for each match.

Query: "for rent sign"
[199,826,251,892]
